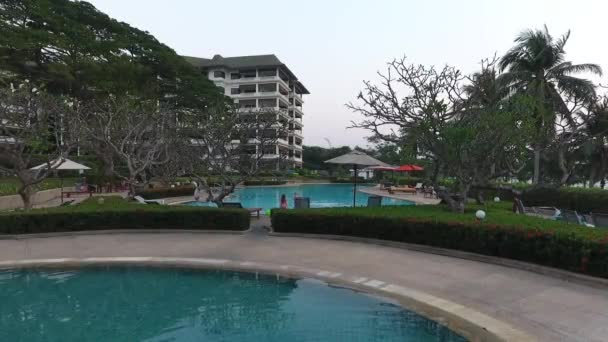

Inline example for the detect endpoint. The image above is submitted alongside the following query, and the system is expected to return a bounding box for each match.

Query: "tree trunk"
[18,185,33,210]
[557,147,571,186]
[475,190,485,205]
[533,148,541,185]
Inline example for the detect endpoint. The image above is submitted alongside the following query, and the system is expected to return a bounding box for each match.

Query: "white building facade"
[184,54,308,168]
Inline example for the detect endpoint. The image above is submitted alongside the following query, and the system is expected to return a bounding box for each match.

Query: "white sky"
[88,0,608,148]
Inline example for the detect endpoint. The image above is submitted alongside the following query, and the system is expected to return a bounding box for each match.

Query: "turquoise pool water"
[0,267,466,341]
[186,183,413,211]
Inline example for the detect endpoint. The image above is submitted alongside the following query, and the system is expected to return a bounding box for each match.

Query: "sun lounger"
[388,186,416,194]
[222,202,262,217]
[590,212,608,228]
[133,196,165,205]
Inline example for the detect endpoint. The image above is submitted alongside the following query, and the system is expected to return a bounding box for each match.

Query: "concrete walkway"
[0,231,606,341]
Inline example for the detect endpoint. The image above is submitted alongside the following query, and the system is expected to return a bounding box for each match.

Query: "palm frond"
[556,75,597,103]
[550,63,603,77]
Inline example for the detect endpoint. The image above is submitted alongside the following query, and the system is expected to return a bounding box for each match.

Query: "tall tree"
[177,102,289,207]
[0,84,80,209]
[77,97,176,197]
[498,26,602,184]
[349,57,534,212]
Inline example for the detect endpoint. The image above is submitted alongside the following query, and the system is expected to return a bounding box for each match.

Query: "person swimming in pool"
[280,194,288,209]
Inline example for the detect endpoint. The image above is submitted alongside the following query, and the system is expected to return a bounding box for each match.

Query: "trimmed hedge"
[243,180,287,186]
[136,185,195,199]
[522,187,608,213]
[271,207,608,278]
[0,197,250,234]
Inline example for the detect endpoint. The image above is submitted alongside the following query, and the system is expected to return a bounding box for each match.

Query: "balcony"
[289,92,304,105]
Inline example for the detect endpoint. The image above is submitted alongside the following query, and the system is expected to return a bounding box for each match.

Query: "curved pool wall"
[0,266,466,341]
[186,183,414,211]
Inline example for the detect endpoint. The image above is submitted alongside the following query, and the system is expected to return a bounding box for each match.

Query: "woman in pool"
[280,194,288,209]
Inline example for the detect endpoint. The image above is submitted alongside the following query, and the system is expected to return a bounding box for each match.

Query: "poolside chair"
[414,183,423,193]
[367,195,382,207]
[513,198,536,215]
[59,200,75,207]
[221,202,262,217]
[590,213,608,228]
[294,197,310,209]
[388,186,416,194]
[560,209,588,226]
[133,196,165,205]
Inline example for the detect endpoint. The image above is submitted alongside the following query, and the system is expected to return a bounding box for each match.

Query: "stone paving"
[0,230,606,341]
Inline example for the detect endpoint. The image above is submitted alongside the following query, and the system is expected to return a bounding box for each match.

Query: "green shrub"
[136,185,195,199]
[271,205,608,278]
[243,180,287,186]
[522,187,608,213]
[0,197,250,233]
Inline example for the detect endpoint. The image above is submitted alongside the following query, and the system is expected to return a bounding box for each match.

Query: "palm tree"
[498,26,602,184]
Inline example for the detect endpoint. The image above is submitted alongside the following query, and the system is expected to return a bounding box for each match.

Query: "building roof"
[183,54,310,94]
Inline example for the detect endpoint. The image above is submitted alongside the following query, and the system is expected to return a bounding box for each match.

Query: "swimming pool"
[186,183,413,211]
[0,267,466,341]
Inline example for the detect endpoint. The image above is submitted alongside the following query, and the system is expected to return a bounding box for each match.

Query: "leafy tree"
[350,57,534,212]
[0,0,219,106]
[498,26,603,184]
[177,102,289,206]
[77,97,176,197]
[0,84,80,209]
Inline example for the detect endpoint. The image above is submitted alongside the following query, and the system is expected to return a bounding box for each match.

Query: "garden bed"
[0,197,250,234]
[271,203,608,278]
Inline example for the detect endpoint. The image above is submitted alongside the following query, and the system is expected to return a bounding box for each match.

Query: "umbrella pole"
[60,176,64,203]
[353,164,357,207]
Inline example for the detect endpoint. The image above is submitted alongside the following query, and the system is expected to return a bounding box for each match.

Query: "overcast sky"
[88,0,607,148]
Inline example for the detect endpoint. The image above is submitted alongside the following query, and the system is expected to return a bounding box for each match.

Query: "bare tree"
[0,84,79,209]
[178,102,289,206]
[349,57,533,212]
[78,97,175,197]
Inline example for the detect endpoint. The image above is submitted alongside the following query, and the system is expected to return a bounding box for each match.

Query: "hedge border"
[271,210,608,279]
[0,207,250,234]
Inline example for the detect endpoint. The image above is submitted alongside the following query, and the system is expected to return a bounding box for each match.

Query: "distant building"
[184,54,308,168]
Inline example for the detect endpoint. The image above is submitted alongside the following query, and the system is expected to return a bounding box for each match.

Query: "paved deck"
[359,185,442,205]
[0,231,606,341]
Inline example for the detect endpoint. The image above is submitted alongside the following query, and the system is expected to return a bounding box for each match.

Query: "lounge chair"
[414,183,423,193]
[388,186,416,194]
[560,209,586,225]
[513,198,558,218]
[59,200,75,207]
[133,195,165,205]
[367,195,382,207]
[590,212,608,228]
[294,197,310,209]
[222,202,262,217]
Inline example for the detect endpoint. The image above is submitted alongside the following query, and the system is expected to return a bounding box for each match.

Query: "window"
[230,88,240,95]
[239,99,257,108]
[231,73,241,80]
[240,69,256,78]
[259,68,277,77]
[213,70,225,78]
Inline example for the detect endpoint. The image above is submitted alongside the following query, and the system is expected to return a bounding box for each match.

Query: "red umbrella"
[395,164,424,172]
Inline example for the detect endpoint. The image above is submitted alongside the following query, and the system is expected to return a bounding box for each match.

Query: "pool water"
[187,183,413,212]
[0,267,466,342]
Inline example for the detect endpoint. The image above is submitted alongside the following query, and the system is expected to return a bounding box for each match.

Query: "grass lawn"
[0,177,81,196]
